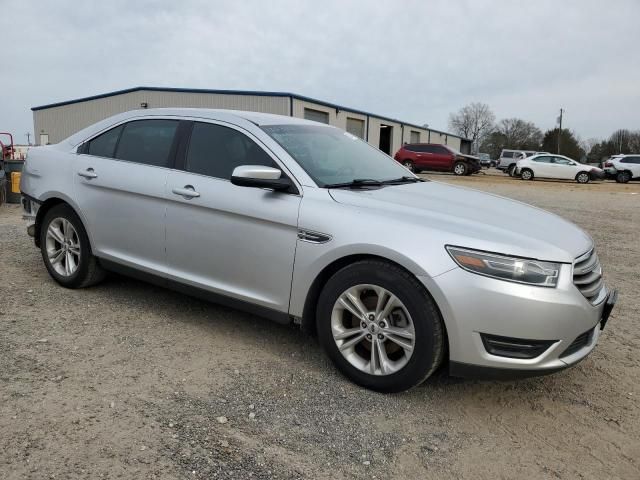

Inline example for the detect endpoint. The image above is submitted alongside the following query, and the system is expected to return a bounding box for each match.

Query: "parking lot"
[1,173,638,480]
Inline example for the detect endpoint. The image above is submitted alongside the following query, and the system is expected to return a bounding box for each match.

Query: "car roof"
[404,143,450,147]
[61,108,327,148]
[141,108,320,126]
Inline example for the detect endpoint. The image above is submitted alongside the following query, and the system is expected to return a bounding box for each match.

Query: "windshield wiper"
[323,179,384,189]
[381,176,425,184]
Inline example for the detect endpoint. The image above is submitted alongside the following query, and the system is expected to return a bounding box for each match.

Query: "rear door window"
[534,156,552,163]
[186,122,277,180]
[87,125,124,158]
[502,151,514,158]
[434,146,450,154]
[114,120,179,168]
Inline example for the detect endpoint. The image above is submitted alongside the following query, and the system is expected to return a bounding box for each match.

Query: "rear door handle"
[78,168,98,179]
[172,185,200,199]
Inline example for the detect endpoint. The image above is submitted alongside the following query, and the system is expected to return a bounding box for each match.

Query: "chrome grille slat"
[573,248,604,304]
[574,253,599,275]
[579,278,604,298]
[573,269,601,285]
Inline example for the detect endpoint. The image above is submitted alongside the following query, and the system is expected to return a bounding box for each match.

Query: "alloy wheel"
[403,161,414,172]
[577,173,589,184]
[330,284,415,376]
[45,217,80,276]
[454,164,465,175]
[521,170,532,180]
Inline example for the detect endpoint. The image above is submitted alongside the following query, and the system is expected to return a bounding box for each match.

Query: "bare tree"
[609,129,632,153]
[580,137,600,156]
[448,103,495,153]
[629,131,640,152]
[495,118,543,150]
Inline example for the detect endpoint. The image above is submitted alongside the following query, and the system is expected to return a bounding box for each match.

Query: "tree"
[479,118,542,158]
[448,103,495,153]
[542,128,585,160]
[609,129,635,154]
[495,118,542,150]
[580,137,600,157]
[629,131,640,152]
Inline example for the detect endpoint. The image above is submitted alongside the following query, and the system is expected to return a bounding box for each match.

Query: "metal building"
[31,87,471,154]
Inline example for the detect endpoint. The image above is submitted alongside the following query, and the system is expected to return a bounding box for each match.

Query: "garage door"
[346,117,365,139]
[304,108,330,124]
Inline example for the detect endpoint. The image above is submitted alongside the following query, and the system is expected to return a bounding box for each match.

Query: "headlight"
[446,246,560,287]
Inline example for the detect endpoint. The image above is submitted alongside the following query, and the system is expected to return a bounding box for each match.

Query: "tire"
[507,164,516,177]
[402,160,414,173]
[616,171,631,183]
[520,168,534,181]
[316,260,445,392]
[40,203,106,289]
[575,172,590,184]
[453,162,467,176]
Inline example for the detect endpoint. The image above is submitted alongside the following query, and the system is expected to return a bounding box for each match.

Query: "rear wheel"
[520,168,534,181]
[576,172,590,184]
[402,160,414,173]
[453,162,467,176]
[616,171,631,183]
[316,260,444,392]
[40,204,106,288]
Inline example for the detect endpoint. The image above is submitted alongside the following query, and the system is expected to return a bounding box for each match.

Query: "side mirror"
[230,165,293,191]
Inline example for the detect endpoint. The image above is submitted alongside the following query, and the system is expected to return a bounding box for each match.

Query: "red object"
[604,162,613,167]
[394,143,480,174]
[0,132,15,160]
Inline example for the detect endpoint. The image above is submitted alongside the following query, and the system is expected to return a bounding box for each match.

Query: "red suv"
[394,143,481,175]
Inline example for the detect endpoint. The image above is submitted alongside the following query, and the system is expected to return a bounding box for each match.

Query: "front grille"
[481,333,555,359]
[560,328,594,358]
[573,249,604,304]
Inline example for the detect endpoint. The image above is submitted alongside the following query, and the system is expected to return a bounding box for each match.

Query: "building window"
[346,117,365,139]
[303,108,330,124]
[410,130,420,144]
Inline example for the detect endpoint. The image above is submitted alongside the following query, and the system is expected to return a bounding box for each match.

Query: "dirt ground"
[1,172,639,479]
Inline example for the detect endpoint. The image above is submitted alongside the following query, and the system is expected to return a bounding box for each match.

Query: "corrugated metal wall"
[34,91,290,144]
[33,90,469,155]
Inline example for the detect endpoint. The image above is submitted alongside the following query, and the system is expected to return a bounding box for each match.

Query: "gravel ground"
[1,172,639,479]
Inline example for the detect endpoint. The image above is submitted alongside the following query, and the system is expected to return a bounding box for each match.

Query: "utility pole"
[557,108,563,154]
[25,133,31,145]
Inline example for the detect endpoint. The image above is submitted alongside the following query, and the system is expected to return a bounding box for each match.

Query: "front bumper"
[419,266,614,379]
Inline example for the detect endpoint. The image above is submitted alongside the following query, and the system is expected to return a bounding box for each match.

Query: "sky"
[2,0,639,145]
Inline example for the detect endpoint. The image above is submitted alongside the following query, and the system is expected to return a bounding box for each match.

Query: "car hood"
[329,181,592,263]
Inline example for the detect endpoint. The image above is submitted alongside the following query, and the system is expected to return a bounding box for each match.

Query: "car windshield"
[261,124,413,186]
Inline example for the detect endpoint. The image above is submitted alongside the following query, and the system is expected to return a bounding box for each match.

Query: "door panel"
[532,157,552,178]
[73,155,168,274]
[165,172,300,312]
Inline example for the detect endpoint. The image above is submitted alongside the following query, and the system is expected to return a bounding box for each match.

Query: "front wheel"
[316,260,445,392]
[576,172,590,184]
[453,162,468,176]
[40,204,106,288]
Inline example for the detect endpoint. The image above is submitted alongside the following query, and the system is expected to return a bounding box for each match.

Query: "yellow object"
[11,172,21,193]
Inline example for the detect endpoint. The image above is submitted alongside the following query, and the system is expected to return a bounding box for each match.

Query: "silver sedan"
[20,108,616,391]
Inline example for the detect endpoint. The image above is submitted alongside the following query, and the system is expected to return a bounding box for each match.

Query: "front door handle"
[172,185,200,199]
[78,168,98,179]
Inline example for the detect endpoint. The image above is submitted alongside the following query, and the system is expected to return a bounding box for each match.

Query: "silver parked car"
[20,109,616,392]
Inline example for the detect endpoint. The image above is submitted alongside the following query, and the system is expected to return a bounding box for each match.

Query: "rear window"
[501,151,514,158]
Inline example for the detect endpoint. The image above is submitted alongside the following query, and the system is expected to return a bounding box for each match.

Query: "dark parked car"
[394,143,481,175]
[477,153,495,168]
